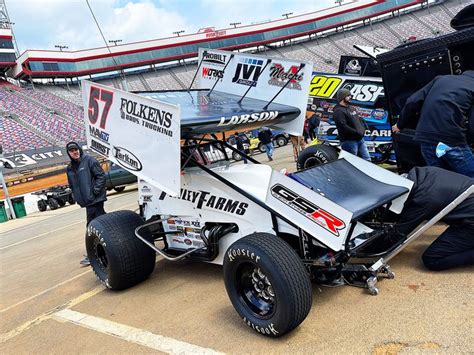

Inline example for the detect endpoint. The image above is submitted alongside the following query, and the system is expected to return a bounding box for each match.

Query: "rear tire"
[48,198,59,210]
[68,195,76,205]
[258,143,266,153]
[297,144,338,170]
[113,186,126,193]
[57,199,66,207]
[86,210,156,290]
[37,200,47,212]
[223,233,312,337]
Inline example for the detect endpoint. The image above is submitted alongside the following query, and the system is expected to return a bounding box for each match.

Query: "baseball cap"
[66,142,80,151]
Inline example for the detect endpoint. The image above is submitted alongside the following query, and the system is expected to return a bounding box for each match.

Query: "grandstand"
[0,0,471,154]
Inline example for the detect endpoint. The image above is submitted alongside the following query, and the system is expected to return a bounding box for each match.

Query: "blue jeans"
[420,143,474,178]
[341,139,371,161]
[264,143,274,159]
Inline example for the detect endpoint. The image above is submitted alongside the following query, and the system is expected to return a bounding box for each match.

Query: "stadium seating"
[3,1,467,153]
[0,87,85,147]
[38,85,84,107]
[0,115,51,152]
[27,88,83,119]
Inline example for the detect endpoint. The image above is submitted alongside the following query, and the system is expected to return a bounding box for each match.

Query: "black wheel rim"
[303,156,323,169]
[235,262,276,319]
[93,239,109,274]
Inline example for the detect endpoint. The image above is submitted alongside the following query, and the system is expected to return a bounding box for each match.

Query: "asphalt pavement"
[1,145,473,354]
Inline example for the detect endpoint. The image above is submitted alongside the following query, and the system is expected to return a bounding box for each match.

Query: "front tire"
[86,210,156,290]
[223,233,312,337]
[48,198,59,210]
[297,144,338,170]
[113,186,126,193]
[37,200,47,212]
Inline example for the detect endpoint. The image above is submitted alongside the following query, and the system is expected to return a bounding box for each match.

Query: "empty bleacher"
[3,0,469,153]
[0,87,85,147]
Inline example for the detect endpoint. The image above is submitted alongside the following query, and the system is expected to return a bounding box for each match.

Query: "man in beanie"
[66,141,107,266]
[333,88,371,161]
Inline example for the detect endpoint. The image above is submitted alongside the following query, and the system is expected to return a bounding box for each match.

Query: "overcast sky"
[6,0,336,54]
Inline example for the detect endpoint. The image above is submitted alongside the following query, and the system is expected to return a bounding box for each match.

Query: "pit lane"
[1,145,473,354]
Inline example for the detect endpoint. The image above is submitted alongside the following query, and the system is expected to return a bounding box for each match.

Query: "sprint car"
[80,49,470,337]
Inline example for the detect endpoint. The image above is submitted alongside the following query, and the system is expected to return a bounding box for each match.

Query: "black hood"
[66,141,84,162]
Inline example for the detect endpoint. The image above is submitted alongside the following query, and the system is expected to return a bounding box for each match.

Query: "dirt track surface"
[1,146,473,354]
[0,172,68,199]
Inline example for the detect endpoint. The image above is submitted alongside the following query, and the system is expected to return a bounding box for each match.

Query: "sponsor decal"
[89,126,110,143]
[218,111,279,126]
[309,75,384,103]
[243,317,279,336]
[143,195,152,202]
[344,59,362,76]
[113,146,142,172]
[232,57,264,87]
[365,129,391,137]
[205,30,226,38]
[268,63,304,90]
[184,239,192,246]
[141,185,152,193]
[159,188,248,215]
[346,83,384,103]
[202,51,227,66]
[271,184,346,236]
[90,139,110,156]
[202,67,224,80]
[120,98,174,137]
[227,248,261,263]
[309,75,343,98]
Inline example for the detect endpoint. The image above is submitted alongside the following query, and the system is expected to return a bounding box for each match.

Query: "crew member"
[258,127,274,161]
[333,88,371,161]
[233,132,247,164]
[393,70,474,178]
[290,135,305,162]
[66,142,107,266]
[375,167,474,271]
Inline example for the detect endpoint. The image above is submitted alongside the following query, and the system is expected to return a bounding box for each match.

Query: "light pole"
[108,39,122,46]
[282,12,293,19]
[173,30,185,37]
[54,44,68,52]
[230,22,241,28]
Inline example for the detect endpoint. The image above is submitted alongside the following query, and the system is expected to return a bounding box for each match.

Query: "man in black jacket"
[392,167,473,271]
[258,127,274,161]
[333,88,371,161]
[66,141,107,266]
[393,70,474,178]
